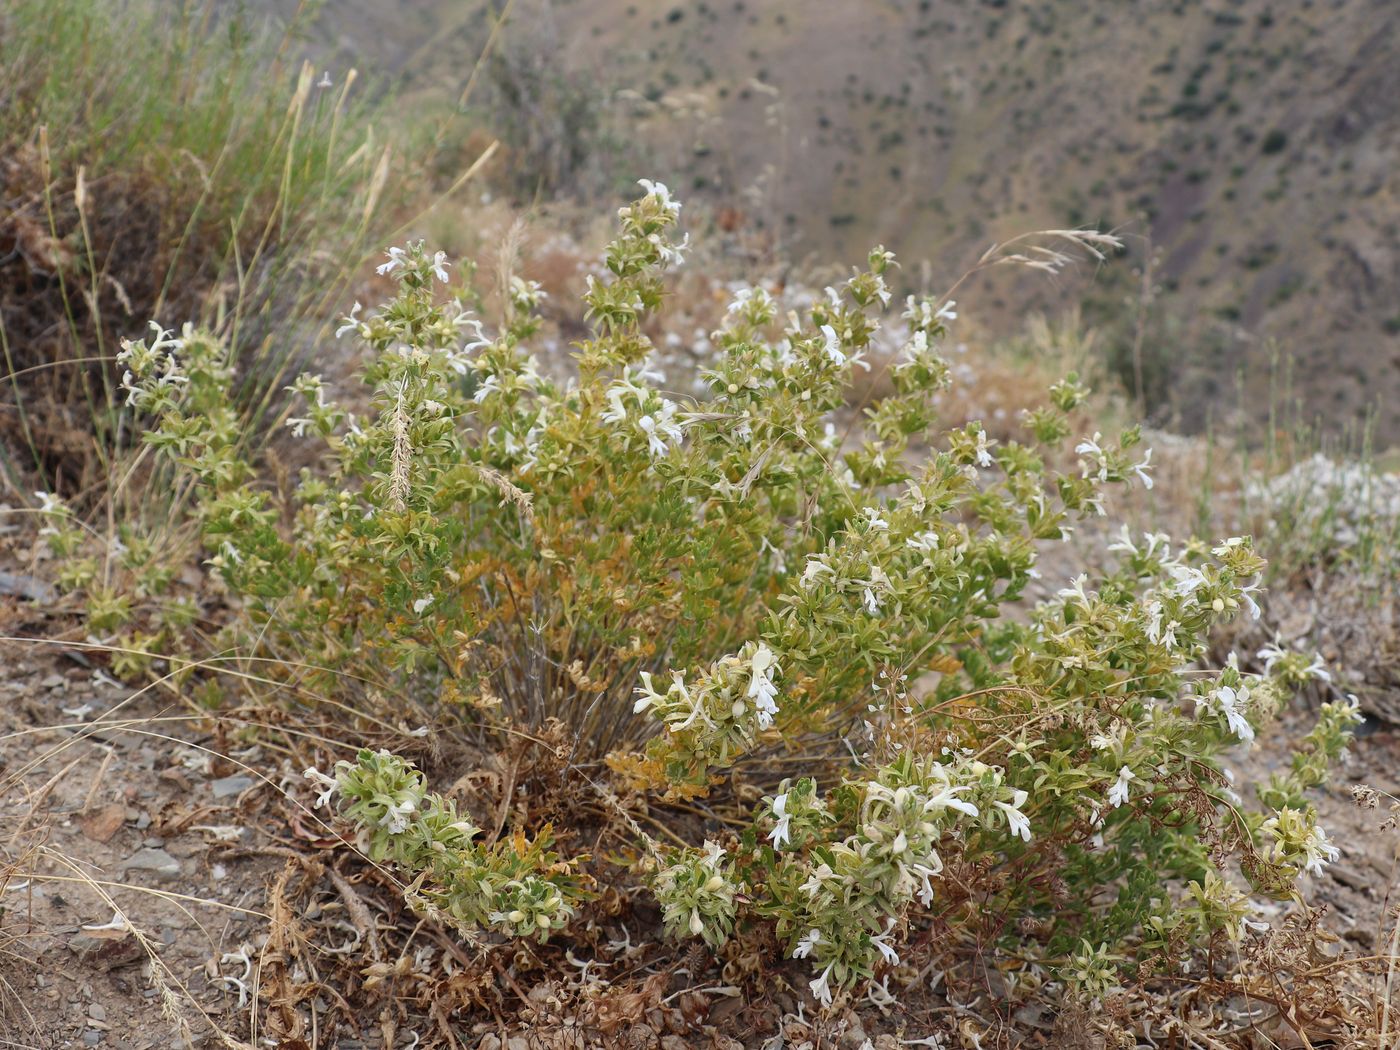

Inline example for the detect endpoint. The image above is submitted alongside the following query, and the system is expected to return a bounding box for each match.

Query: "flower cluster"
[309,750,583,941]
[651,840,738,948]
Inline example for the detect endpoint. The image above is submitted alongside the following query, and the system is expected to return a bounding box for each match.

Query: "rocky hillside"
[254,0,1400,440]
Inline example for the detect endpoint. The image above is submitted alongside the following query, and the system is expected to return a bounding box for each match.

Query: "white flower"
[973,429,993,468]
[1144,599,1164,643]
[637,178,680,218]
[809,963,835,1006]
[1075,432,1103,458]
[317,71,333,89]
[863,587,881,616]
[652,231,689,267]
[376,245,409,276]
[793,928,821,959]
[801,862,834,899]
[1303,654,1332,682]
[748,643,780,729]
[33,491,64,516]
[379,798,416,835]
[1161,619,1179,649]
[1197,680,1255,744]
[1304,825,1340,876]
[863,506,889,531]
[335,301,363,339]
[1107,766,1136,809]
[1075,432,1108,482]
[303,767,339,809]
[922,782,980,820]
[430,251,450,284]
[768,792,792,849]
[1132,448,1154,489]
[1058,574,1092,606]
[993,788,1032,842]
[632,675,659,716]
[870,921,900,965]
[688,909,705,937]
[907,530,940,554]
[637,401,684,459]
[1107,524,1138,556]
[412,595,434,615]
[820,324,845,365]
[1257,638,1285,671]
[911,859,942,906]
[1238,575,1263,619]
[800,556,834,589]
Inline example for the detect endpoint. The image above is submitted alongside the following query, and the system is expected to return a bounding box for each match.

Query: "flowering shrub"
[44,183,1359,1008]
[1247,451,1400,577]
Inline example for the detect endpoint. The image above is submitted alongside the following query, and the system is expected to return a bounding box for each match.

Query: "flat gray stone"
[209,775,254,798]
[120,848,181,879]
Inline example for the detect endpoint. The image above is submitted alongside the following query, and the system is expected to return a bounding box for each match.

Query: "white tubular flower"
[974,429,994,468]
[653,231,690,267]
[907,529,940,554]
[863,507,890,531]
[1144,599,1164,644]
[911,859,942,907]
[335,301,363,339]
[870,921,900,965]
[820,324,845,365]
[767,792,792,849]
[412,595,435,615]
[1199,681,1255,744]
[303,767,339,809]
[1058,574,1092,606]
[800,555,835,589]
[793,929,821,959]
[1304,825,1340,876]
[809,963,835,1007]
[923,784,979,820]
[1075,432,1103,458]
[431,251,450,283]
[748,643,780,729]
[936,299,957,322]
[637,401,684,459]
[601,386,630,425]
[1303,654,1332,682]
[993,789,1033,842]
[637,178,680,218]
[863,587,881,616]
[376,245,409,275]
[801,862,834,899]
[473,373,502,404]
[1132,448,1154,489]
[1075,432,1108,482]
[633,671,665,714]
[1107,766,1136,809]
[1238,575,1263,619]
[1257,638,1285,670]
[380,798,416,835]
